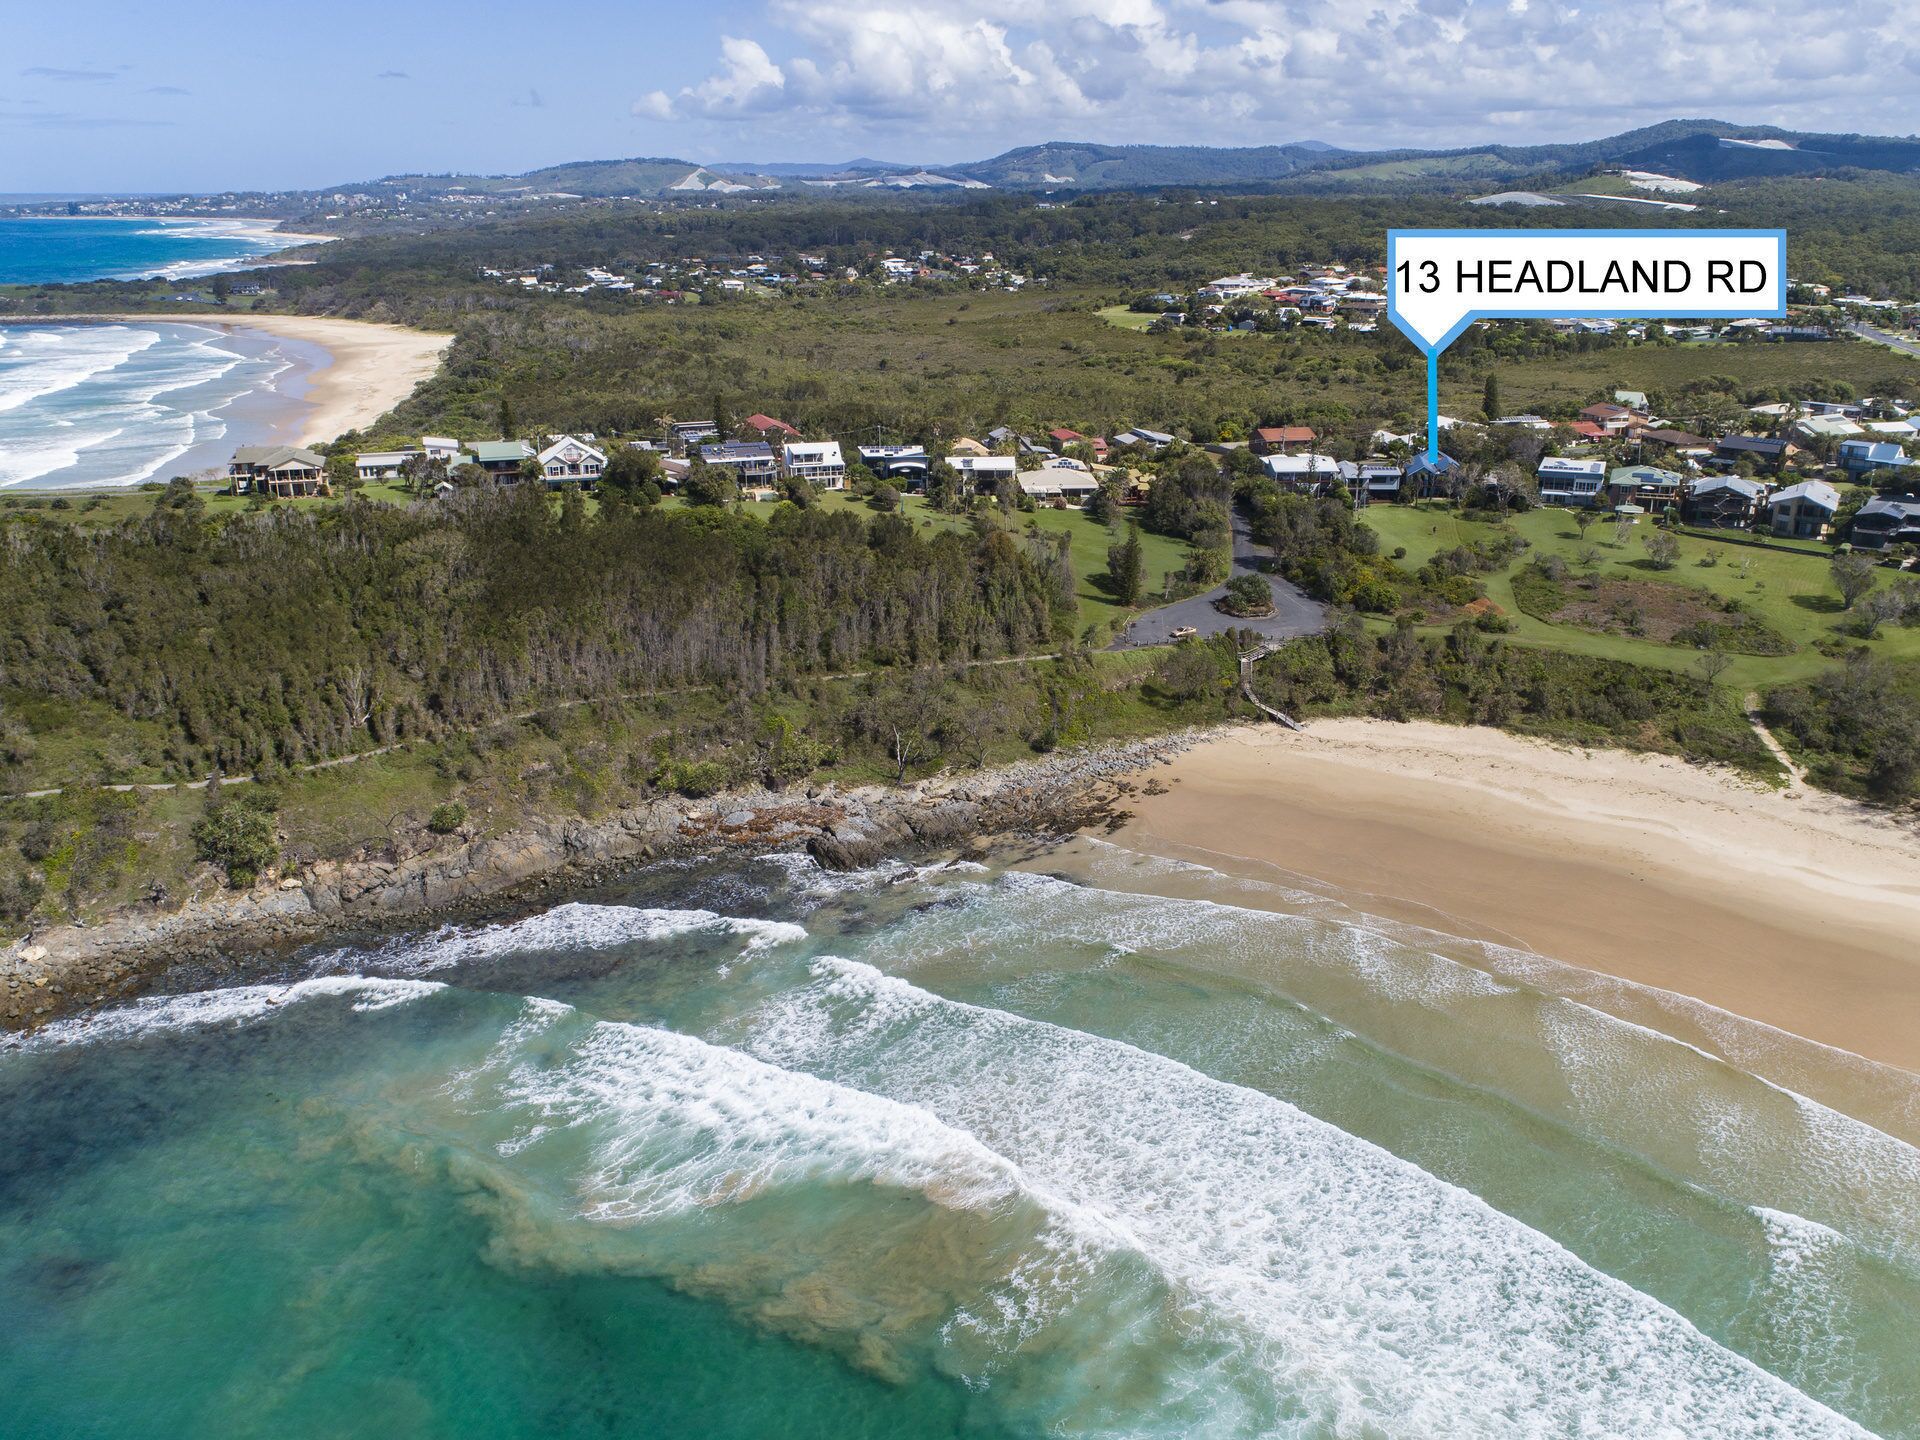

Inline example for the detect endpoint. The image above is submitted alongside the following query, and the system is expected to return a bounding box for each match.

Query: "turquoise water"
[0,216,315,286]
[3,846,1916,1437]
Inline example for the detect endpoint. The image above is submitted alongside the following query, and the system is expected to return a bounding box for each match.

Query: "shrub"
[428,802,467,835]
[192,797,278,887]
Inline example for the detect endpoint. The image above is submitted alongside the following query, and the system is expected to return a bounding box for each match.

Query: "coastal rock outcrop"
[2,732,1203,1031]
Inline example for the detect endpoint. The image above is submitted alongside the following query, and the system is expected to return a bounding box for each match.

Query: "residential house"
[1251,425,1317,454]
[1403,452,1462,497]
[949,454,1018,491]
[1357,463,1405,505]
[781,440,846,489]
[744,413,801,441]
[669,420,720,450]
[1260,452,1347,494]
[1578,402,1641,434]
[354,448,422,481]
[1113,426,1175,451]
[1792,414,1864,444]
[1636,428,1713,458]
[1047,427,1085,450]
[1605,465,1686,510]
[949,436,992,458]
[1682,477,1767,529]
[1492,415,1554,431]
[1714,434,1796,472]
[1613,390,1649,411]
[421,435,462,463]
[538,435,608,485]
[229,445,327,497]
[1838,439,1918,480]
[857,444,931,483]
[1766,480,1842,540]
[1570,421,1609,442]
[699,441,779,484]
[1019,459,1100,503]
[1536,456,1608,507]
[1850,496,1920,550]
[470,439,535,481]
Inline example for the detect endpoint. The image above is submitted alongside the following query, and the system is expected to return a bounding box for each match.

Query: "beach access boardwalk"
[1116,505,1328,648]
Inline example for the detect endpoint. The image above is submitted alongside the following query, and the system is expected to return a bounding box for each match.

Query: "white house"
[781,440,846,489]
[1537,456,1608,506]
[355,448,422,480]
[1260,453,1346,491]
[538,434,608,485]
[421,435,462,462]
[949,454,1018,490]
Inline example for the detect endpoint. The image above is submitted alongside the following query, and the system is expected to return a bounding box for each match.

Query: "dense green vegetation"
[0,481,1072,782]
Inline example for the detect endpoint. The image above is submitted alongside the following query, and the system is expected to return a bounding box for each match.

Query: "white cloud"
[641,36,787,120]
[632,0,1920,153]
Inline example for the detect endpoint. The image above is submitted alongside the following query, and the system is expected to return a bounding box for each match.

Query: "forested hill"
[0,485,1073,777]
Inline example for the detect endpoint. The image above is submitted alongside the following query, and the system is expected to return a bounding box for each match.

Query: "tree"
[518,455,545,486]
[1482,372,1501,422]
[1574,508,1598,542]
[682,458,737,507]
[601,444,663,503]
[711,391,732,441]
[1642,530,1679,570]
[324,451,359,493]
[1107,523,1145,606]
[867,483,899,512]
[497,397,515,440]
[1831,550,1878,610]
[1694,645,1732,690]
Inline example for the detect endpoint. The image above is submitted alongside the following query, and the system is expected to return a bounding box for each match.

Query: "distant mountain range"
[338,120,1920,203]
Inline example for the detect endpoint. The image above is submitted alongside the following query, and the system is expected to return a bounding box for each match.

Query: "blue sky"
[8,0,1919,193]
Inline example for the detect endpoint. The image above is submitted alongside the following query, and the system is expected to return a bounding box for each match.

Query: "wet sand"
[1109,721,1920,1074]
[84,312,451,444]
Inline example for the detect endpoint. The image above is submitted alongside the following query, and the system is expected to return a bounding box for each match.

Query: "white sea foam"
[0,323,157,415]
[874,869,1920,1273]
[740,955,1867,1438]
[0,321,285,487]
[1,975,444,1053]
[354,900,808,974]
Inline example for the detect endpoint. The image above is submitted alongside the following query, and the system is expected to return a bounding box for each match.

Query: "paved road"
[1849,322,1920,359]
[1117,506,1327,647]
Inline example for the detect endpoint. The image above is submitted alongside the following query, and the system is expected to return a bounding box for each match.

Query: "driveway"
[1115,505,1327,647]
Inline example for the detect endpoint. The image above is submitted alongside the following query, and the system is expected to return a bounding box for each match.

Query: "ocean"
[3,841,1914,1438]
[0,216,325,286]
[0,320,327,489]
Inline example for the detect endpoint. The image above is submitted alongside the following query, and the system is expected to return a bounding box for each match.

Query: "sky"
[7,0,1920,193]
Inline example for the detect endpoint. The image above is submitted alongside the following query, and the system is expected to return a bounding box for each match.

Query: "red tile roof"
[744,413,800,437]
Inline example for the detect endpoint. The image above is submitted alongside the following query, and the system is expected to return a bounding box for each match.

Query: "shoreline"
[1102,721,1920,1077]
[1,735,1192,1030]
[5,312,451,451]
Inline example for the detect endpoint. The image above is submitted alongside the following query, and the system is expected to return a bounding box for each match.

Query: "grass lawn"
[1360,502,1920,689]
[1097,304,1160,332]
[0,480,415,528]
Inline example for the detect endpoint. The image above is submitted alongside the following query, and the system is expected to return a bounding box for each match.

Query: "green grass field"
[1096,304,1160,332]
[1360,503,1920,688]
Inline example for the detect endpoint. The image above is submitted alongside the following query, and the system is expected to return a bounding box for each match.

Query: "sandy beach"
[82,312,451,445]
[1108,721,1920,1075]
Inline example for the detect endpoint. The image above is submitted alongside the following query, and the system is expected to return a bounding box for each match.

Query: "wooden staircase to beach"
[1238,643,1306,731]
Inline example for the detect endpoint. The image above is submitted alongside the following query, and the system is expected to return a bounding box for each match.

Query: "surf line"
[1386,227,1787,464]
